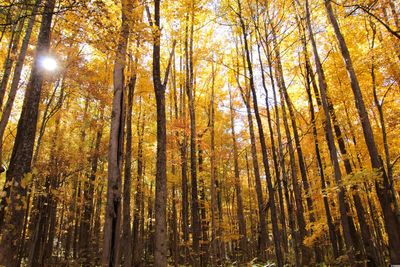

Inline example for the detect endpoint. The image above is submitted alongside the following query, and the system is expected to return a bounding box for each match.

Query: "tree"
[0,0,56,264]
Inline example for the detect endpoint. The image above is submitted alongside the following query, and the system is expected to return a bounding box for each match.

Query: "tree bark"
[0,0,42,226]
[102,0,129,265]
[0,0,56,265]
[324,0,400,263]
[184,3,200,264]
[153,1,168,265]
[122,64,137,267]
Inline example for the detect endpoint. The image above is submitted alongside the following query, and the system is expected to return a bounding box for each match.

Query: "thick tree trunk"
[102,1,129,265]
[122,69,137,267]
[0,0,42,226]
[0,0,56,265]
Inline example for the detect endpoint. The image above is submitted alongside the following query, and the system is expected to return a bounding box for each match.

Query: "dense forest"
[0,0,399,266]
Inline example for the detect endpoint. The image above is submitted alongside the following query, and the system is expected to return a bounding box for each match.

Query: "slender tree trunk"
[304,63,339,258]
[263,33,295,262]
[0,13,24,109]
[180,79,190,264]
[184,4,200,264]
[153,1,168,265]
[238,5,282,265]
[255,37,288,255]
[210,62,220,265]
[197,135,209,266]
[80,107,104,265]
[132,98,144,266]
[229,88,248,261]
[238,80,268,262]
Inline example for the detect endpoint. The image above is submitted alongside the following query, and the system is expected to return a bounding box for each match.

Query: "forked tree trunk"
[102,0,129,265]
[122,66,137,267]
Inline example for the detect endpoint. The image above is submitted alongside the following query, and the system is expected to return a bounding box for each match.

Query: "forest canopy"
[0,0,399,266]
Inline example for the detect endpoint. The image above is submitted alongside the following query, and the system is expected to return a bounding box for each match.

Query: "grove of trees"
[0,0,399,266]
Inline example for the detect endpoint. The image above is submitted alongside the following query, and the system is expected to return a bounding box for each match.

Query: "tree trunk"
[0,0,56,265]
[0,0,42,226]
[303,61,339,258]
[229,88,248,262]
[133,98,144,266]
[122,67,137,267]
[237,71,268,262]
[0,12,24,109]
[153,1,168,266]
[102,0,129,265]
[184,4,200,265]
[324,0,400,263]
[255,36,288,255]
[80,107,104,265]
[239,5,283,265]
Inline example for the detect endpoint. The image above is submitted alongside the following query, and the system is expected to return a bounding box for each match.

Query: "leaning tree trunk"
[302,1,377,263]
[237,3,282,264]
[303,62,339,258]
[302,2,356,262]
[324,0,400,263]
[238,77,268,262]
